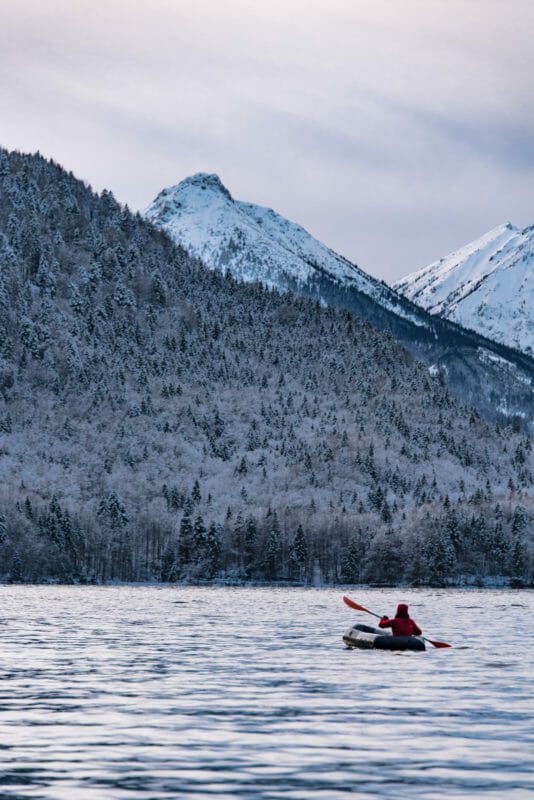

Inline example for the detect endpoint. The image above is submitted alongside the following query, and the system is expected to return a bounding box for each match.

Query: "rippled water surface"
[0,586,533,799]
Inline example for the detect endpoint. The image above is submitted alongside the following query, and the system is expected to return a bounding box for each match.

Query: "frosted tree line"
[0,148,533,586]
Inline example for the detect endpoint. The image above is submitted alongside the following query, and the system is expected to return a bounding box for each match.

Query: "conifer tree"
[264,512,282,580]
[0,512,7,545]
[289,524,308,581]
[193,514,207,552]
[177,503,194,569]
[204,522,222,578]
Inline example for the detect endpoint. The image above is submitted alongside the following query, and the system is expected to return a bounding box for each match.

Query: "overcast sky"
[1,0,533,281]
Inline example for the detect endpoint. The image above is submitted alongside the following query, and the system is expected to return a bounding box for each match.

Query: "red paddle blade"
[343,596,371,614]
[427,639,452,649]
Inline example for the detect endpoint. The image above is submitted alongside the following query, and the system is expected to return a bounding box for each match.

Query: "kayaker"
[378,603,422,637]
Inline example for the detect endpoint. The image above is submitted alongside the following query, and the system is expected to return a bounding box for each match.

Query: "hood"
[396,603,409,618]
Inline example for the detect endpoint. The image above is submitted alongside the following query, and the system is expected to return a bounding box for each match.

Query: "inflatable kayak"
[343,623,426,651]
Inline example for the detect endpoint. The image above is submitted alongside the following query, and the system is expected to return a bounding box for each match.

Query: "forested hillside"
[0,149,533,586]
[146,173,534,426]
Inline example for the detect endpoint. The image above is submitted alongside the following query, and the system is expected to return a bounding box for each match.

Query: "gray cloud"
[1,0,533,282]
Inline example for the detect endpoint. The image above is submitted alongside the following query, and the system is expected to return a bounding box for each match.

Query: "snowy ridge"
[144,173,534,425]
[145,173,424,325]
[394,223,534,355]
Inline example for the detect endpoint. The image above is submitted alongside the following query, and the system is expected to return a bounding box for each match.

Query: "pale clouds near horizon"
[1,0,533,281]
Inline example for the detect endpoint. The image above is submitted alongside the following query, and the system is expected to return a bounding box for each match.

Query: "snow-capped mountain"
[145,173,534,426]
[144,173,418,323]
[394,223,534,356]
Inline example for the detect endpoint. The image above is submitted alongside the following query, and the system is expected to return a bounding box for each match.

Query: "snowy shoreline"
[2,577,531,589]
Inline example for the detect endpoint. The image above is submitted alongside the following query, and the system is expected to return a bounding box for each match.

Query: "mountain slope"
[1,148,533,587]
[145,173,419,321]
[145,174,534,427]
[394,223,534,356]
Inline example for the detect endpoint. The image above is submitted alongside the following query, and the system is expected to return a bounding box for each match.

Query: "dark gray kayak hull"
[343,623,426,651]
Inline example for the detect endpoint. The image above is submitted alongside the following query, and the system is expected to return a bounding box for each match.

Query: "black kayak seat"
[354,623,379,634]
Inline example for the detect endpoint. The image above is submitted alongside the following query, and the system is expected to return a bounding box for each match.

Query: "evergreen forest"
[0,148,533,586]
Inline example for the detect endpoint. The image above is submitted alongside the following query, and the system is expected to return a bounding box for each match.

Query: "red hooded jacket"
[378,603,422,637]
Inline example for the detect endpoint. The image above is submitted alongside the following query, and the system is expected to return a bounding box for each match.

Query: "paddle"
[342,595,452,649]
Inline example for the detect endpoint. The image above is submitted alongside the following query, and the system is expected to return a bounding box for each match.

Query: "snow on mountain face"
[144,173,419,323]
[394,223,534,355]
[144,175,534,425]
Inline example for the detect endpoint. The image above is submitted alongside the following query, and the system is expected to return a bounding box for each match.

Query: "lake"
[0,586,532,799]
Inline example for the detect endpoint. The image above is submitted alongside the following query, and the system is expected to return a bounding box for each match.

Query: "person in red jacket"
[378,603,422,637]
